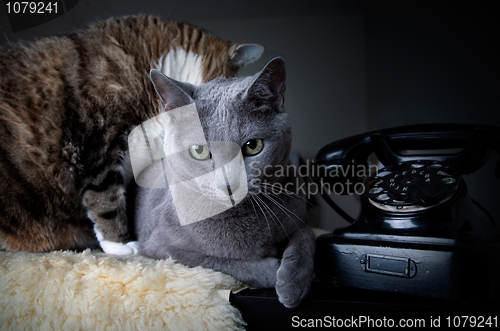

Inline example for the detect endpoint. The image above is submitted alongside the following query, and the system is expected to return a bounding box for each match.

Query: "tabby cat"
[132,57,315,308]
[0,15,263,253]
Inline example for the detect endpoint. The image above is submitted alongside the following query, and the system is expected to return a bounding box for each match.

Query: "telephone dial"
[313,123,500,302]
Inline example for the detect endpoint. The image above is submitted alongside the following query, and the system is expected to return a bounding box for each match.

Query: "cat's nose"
[219,181,239,196]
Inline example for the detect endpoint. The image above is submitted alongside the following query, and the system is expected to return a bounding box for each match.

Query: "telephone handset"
[314,123,500,221]
[315,123,500,176]
[313,123,500,303]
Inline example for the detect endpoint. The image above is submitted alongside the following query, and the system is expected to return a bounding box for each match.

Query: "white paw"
[100,240,139,255]
[126,241,140,254]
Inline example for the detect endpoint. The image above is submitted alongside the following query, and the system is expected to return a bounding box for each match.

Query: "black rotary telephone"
[313,123,500,302]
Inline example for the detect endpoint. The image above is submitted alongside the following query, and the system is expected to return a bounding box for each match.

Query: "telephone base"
[315,232,499,303]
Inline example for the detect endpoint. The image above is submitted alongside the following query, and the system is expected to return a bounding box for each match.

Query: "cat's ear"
[228,43,265,67]
[150,69,195,110]
[246,57,287,110]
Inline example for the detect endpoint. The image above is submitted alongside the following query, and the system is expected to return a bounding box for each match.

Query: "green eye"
[243,139,264,156]
[189,144,211,160]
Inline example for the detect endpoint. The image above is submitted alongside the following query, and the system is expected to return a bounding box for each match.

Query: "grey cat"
[131,57,315,308]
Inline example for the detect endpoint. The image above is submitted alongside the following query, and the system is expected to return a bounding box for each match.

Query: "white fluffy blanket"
[0,250,247,330]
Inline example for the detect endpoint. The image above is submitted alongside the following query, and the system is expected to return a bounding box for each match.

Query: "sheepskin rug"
[0,249,247,330]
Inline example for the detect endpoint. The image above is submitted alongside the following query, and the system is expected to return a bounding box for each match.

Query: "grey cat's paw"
[275,255,314,308]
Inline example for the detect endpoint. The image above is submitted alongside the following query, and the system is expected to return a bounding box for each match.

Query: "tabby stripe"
[99,209,120,220]
[81,134,127,180]
[82,170,124,193]
[105,135,129,163]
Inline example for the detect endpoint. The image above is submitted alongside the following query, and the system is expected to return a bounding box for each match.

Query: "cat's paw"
[275,254,314,308]
[100,240,139,255]
[126,241,140,254]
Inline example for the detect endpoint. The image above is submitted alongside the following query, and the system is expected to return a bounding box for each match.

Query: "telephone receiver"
[314,122,500,185]
[314,123,500,223]
[313,123,500,302]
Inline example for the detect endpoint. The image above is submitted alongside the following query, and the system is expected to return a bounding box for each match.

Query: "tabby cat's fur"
[0,15,263,253]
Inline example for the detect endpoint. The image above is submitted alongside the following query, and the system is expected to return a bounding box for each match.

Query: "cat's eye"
[243,139,264,156]
[189,144,211,161]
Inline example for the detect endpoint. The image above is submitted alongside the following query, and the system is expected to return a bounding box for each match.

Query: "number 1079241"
[5,2,58,14]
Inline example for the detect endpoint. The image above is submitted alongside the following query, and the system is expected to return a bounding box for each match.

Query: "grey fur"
[133,58,315,308]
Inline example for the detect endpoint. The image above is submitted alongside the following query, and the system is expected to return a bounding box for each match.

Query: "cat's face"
[130,58,290,225]
[193,70,292,194]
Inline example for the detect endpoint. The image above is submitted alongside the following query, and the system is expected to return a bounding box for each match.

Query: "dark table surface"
[230,281,499,330]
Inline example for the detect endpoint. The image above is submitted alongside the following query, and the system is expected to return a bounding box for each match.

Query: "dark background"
[1,0,498,230]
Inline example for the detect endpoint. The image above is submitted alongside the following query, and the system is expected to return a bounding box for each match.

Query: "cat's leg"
[165,245,280,288]
[83,184,138,255]
[166,227,315,306]
[275,226,316,308]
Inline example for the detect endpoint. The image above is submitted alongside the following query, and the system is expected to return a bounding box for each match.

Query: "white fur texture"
[0,250,246,330]
[94,226,139,255]
[155,49,203,85]
[99,240,139,255]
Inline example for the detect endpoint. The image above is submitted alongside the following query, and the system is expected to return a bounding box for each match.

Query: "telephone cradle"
[313,123,500,303]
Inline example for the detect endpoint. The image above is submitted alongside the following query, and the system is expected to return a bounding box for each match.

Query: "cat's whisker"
[256,183,316,237]
[258,181,324,224]
[248,196,272,237]
[260,191,305,230]
[253,194,290,241]
[258,182,314,208]
[262,195,305,238]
